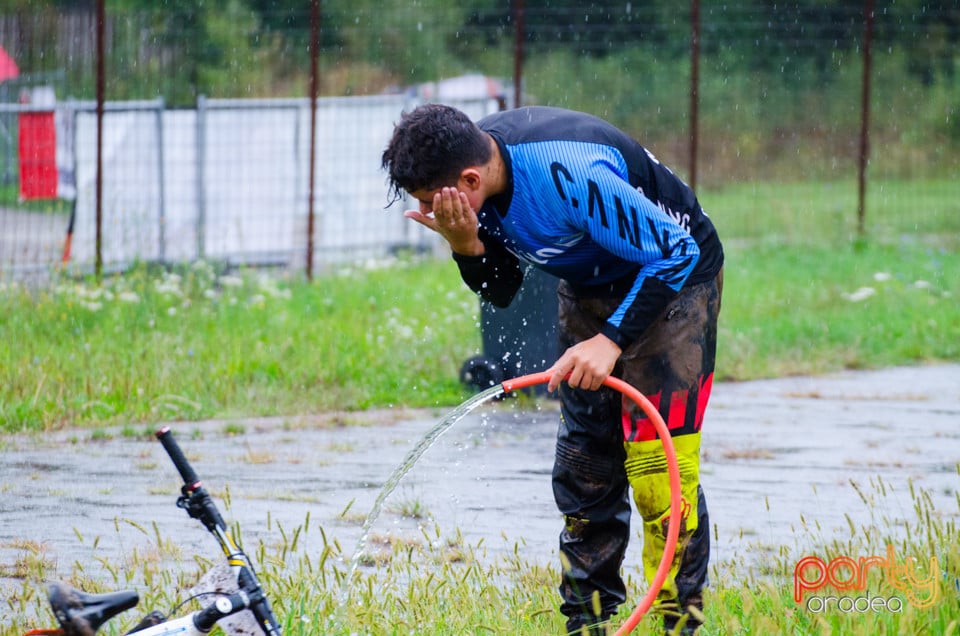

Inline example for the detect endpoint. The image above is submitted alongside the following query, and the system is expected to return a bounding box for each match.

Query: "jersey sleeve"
[565,156,701,347]
[451,227,525,308]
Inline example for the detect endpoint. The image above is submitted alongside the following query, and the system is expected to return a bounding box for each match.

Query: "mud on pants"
[553,273,721,634]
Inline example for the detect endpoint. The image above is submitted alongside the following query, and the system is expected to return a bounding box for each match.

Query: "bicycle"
[25,426,283,636]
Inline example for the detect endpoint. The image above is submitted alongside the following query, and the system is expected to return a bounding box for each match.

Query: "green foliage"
[717,240,960,380]
[0,258,482,432]
[704,177,960,380]
[705,178,960,244]
[0,182,71,213]
[524,47,958,186]
[2,1,957,181]
[5,471,957,634]
[523,48,691,130]
[705,476,960,635]
[1,177,959,433]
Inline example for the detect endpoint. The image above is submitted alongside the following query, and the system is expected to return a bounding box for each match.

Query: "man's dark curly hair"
[382,103,493,206]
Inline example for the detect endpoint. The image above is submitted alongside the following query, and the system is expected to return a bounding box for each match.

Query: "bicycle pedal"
[125,611,165,634]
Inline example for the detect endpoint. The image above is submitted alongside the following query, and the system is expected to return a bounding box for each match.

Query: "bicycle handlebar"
[156,426,227,534]
[156,426,201,489]
[192,589,265,632]
[154,426,283,636]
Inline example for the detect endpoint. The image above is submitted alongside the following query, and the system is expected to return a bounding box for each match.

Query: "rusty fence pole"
[857,0,875,239]
[513,0,524,108]
[95,0,105,279]
[306,0,321,279]
[689,0,700,192]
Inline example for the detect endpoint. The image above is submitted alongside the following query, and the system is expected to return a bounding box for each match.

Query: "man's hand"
[404,187,484,256]
[547,333,623,393]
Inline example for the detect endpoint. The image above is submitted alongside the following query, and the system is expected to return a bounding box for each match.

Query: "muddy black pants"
[553,272,722,631]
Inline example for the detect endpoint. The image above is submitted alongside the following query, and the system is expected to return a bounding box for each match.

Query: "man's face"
[408,178,483,216]
[408,189,440,216]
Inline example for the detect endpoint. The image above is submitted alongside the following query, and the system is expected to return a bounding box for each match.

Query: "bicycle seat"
[48,582,139,636]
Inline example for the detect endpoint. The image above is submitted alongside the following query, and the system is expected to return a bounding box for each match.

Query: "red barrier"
[19,110,58,200]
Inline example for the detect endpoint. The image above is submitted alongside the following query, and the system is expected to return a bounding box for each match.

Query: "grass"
[706,178,960,244]
[0,182,72,214]
[705,177,960,380]
[0,259,482,431]
[2,474,956,635]
[718,240,959,380]
[2,179,958,432]
[0,177,958,631]
[704,475,960,636]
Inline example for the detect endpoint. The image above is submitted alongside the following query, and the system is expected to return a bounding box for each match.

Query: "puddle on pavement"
[1,364,958,624]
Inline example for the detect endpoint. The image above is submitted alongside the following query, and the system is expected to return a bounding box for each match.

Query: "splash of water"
[333,384,505,619]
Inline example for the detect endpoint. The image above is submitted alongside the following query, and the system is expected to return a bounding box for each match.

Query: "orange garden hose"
[501,371,682,636]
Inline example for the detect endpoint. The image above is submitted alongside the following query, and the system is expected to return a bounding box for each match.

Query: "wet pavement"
[2,364,958,624]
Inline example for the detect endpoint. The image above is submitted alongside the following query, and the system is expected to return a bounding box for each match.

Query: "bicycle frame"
[29,427,283,636]
[119,589,270,636]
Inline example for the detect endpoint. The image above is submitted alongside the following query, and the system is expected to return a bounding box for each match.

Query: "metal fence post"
[196,94,207,261]
[513,0,524,108]
[857,0,875,239]
[155,98,167,264]
[306,0,320,279]
[689,0,700,191]
[95,0,105,279]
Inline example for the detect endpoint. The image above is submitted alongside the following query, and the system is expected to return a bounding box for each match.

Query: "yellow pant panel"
[623,433,702,602]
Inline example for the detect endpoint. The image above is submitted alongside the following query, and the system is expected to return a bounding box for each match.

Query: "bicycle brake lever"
[125,610,165,634]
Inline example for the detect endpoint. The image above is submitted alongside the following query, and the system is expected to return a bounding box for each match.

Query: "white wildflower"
[118,291,140,303]
[844,287,876,302]
[873,272,891,282]
[256,276,291,299]
[219,275,244,288]
[912,280,932,289]
[155,280,183,296]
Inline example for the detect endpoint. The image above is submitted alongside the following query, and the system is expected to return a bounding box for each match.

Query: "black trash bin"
[459,267,559,396]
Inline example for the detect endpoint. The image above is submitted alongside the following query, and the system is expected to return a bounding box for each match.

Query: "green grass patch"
[1,178,959,432]
[0,259,482,432]
[0,182,73,214]
[5,475,957,635]
[704,178,960,245]
[719,240,959,380]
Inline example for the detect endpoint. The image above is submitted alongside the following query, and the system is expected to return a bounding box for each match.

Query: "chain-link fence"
[1,2,957,282]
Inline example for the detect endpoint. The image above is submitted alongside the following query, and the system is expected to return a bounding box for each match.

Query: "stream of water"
[332,384,506,618]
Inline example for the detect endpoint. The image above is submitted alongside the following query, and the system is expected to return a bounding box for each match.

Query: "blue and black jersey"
[453,106,724,349]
